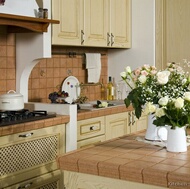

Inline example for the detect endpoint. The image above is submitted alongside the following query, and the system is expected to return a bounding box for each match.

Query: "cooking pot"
[0,90,24,111]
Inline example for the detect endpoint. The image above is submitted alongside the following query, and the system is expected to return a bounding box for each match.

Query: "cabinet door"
[109,0,131,48]
[136,113,148,132]
[0,124,65,188]
[52,0,84,46]
[84,0,108,47]
[105,112,129,140]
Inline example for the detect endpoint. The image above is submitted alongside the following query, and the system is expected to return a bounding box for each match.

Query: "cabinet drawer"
[77,117,105,141]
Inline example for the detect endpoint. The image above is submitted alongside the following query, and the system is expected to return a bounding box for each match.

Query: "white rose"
[184,92,190,101]
[138,75,147,83]
[144,102,156,115]
[125,66,131,74]
[182,78,187,85]
[120,71,127,79]
[174,97,184,109]
[155,108,165,118]
[157,70,170,85]
[158,96,169,106]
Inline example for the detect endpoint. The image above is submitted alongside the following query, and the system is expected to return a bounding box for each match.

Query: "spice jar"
[38,8,44,18]
[43,8,48,19]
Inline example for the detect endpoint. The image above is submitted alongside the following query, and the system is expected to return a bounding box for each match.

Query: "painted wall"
[108,0,155,89]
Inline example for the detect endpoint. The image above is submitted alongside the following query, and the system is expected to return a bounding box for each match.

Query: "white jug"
[145,114,167,141]
[157,126,187,152]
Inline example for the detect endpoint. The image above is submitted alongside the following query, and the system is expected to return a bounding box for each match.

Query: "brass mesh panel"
[0,135,58,176]
[38,181,58,189]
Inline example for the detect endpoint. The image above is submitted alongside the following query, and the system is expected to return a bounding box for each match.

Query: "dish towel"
[85,53,101,83]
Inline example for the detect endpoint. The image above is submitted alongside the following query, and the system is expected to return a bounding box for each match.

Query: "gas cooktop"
[0,109,56,127]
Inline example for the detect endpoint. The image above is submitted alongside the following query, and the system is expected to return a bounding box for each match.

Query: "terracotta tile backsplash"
[0,31,108,103]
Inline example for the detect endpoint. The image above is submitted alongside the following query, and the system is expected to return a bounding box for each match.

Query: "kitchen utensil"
[0,90,24,111]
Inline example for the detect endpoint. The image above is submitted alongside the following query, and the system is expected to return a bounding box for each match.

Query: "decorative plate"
[61,76,81,101]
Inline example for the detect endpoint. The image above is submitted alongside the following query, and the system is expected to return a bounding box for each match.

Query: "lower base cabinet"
[4,170,64,189]
[77,111,148,148]
[0,124,65,188]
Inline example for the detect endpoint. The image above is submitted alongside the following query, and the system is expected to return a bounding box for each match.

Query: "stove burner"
[0,109,56,127]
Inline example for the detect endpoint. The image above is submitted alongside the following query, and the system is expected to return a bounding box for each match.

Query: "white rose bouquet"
[153,92,190,129]
[120,61,190,125]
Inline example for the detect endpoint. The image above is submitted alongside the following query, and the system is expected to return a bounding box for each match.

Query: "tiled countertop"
[58,131,190,189]
[0,114,70,137]
[77,104,133,121]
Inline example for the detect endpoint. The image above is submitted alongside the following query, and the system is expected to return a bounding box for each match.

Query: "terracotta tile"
[78,155,111,175]
[0,80,6,92]
[98,157,132,179]
[7,45,15,57]
[98,149,125,157]
[0,57,6,68]
[0,46,6,56]
[120,160,155,183]
[168,167,190,189]
[118,152,144,160]
[6,79,15,90]
[83,145,114,155]
[140,155,165,163]
[184,162,190,168]
[53,117,62,125]
[32,78,40,89]
[44,119,54,127]
[7,33,15,45]
[171,153,190,161]
[0,68,6,79]
[143,163,180,188]
[161,158,187,167]
[12,124,25,133]
[24,122,34,131]
[58,152,92,172]
[7,69,15,80]
[34,120,44,129]
[2,125,13,136]
[7,57,15,68]
[150,149,177,158]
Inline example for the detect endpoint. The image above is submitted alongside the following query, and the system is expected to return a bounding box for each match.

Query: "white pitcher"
[145,114,167,141]
[157,126,187,152]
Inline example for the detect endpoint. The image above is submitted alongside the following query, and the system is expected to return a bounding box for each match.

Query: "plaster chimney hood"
[0,13,59,33]
[0,0,58,102]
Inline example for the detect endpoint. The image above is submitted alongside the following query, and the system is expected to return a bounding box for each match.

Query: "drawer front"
[0,124,65,188]
[77,117,105,141]
[4,170,63,189]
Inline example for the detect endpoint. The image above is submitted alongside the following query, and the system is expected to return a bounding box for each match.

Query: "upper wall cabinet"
[52,0,131,48]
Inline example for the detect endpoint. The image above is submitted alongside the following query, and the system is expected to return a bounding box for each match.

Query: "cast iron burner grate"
[0,109,56,127]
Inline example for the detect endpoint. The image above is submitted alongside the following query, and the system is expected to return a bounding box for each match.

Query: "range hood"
[0,12,59,33]
[0,0,59,102]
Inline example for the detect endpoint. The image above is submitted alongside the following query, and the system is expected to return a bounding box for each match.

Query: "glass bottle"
[101,79,106,100]
[107,76,114,100]
[112,77,117,100]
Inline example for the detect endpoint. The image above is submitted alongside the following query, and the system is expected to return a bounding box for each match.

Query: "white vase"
[145,114,167,141]
[158,126,187,152]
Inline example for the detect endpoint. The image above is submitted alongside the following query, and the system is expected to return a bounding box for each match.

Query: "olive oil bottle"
[107,76,114,100]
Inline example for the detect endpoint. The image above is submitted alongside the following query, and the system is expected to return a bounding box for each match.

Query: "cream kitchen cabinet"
[106,111,147,140]
[77,116,106,148]
[108,0,131,48]
[52,0,131,48]
[0,124,65,188]
[105,112,129,140]
[128,111,148,134]
[52,0,84,46]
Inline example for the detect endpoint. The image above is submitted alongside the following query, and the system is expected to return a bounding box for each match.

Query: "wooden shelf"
[0,13,59,33]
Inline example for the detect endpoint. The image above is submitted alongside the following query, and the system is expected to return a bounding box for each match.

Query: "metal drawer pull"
[19,133,33,138]
[90,126,95,131]
[17,182,33,189]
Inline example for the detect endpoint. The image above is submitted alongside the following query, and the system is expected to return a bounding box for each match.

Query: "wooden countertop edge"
[0,114,70,137]
[58,131,190,189]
